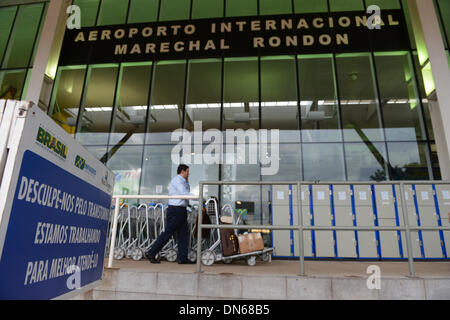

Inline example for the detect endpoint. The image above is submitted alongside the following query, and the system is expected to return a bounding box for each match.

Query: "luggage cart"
[200,197,274,266]
[113,203,131,260]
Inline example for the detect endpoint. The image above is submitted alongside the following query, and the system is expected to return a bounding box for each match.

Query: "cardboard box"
[238,234,252,254]
[238,233,264,254]
[249,232,264,251]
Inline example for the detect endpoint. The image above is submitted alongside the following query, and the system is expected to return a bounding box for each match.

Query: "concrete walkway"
[72,259,450,300]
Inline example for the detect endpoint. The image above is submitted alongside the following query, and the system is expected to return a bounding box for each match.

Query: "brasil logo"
[74,155,86,170]
[36,127,68,159]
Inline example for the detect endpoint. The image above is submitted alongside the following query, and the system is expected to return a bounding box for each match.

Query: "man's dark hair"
[177,164,189,174]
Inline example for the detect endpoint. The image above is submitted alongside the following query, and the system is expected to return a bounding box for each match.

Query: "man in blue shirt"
[147,164,194,264]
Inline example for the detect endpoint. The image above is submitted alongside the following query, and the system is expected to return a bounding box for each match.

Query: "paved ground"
[106,258,450,279]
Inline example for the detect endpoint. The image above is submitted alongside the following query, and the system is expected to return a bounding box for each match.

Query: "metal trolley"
[200,197,274,266]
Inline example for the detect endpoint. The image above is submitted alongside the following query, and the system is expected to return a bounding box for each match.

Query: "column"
[407,0,450,179]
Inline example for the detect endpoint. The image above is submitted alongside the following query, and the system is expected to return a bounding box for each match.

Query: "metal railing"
[195,181,450,276]
[106,181,450,277]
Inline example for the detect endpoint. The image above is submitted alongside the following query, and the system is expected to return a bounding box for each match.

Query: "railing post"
[398,183,416,277]
[297,183,305,276]
[196,183,203,273]
[107,197,121,269]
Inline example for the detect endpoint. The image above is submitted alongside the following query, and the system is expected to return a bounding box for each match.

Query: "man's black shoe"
[148,256,160,264]
[178,260,195,264]
[147,254,160,264]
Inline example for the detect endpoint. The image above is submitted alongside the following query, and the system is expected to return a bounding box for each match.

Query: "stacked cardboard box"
[238,233,264,254]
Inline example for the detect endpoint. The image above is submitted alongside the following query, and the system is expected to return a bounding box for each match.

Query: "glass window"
[49,66,87,135]
[345,142,388,181]
[226,0,257,17]
[141,145,177,195]
[303,143,346,180]
[294,0,328,13]
[329,0,364,11]
[128,0,159,23]
[223,57,259,130]
[401,0,416,50]
[412,52,434,140]
[110,63,152,146]
[261,56,299,142]
[0,6,17,64]
[221,185,262,225]
[437,0,450,47]
[298,54,341,143]
[72,0,100,27]
[335,53,384,143]
[261,143,302,181]
[260,0,292,15]
[192,0,223,19]
[430,143,441,180]
[0,69,27,100]
[185,59,222,131]
[97,0,129,26]
[387,142,430,180]
[374,52,426,141]
[159,0,190,21]
[366,0,400,9]
[2,3,45,69]
[29,3,48,67]
[77,64,119,146]
[147,60,186,144]
[107,145,143,195]
[186,144,220,198]
[85,145,107,162]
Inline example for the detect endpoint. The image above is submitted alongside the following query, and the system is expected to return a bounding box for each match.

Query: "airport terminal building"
[1,0,450,259]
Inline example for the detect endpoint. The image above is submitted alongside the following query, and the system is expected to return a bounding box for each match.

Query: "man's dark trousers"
[147,205,189,262]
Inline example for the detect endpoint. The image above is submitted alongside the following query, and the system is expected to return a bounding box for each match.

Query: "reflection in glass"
[186,144,220,198]
[127,0,158,23]
[2,3,44,69]
[260,0,292,15]
[437,0,450,47]
[49,66,87,135]
[226,0,258,17]
[0,6,17,63]
[107,145,143,195]
[430,143,441,180]
[329,0,364,11]
[192,0,223,19]
[412,53,434,140]
[368,0,400,9]
[84,145,107,162]
[221,185,262,225]
[336,53,383,142]
[303,143,346,181]
[345,143,387,181]
[261,56,300,143]
[375,52,426,141]
[72,0,100,27]
[387,142,430,180]
[159,0,190,21]
[110,63,152,146]
[97,0,128,26]
[147,61,186,144]
[298,55,341,142]
[294,0,328,13]
[185,59,222,131]
[141,145,177,195]
[223,58,259,130]
[0,69,27,100]
[261,143,301,181]
[77,65,119,145]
